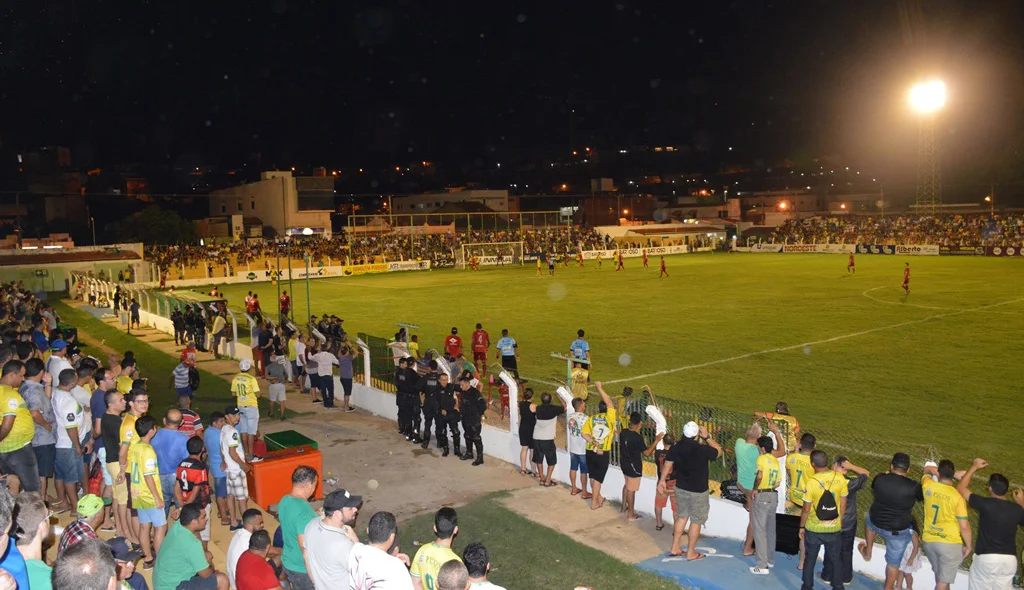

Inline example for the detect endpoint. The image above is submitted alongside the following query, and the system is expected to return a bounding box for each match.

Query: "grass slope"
[209,253,1024,479]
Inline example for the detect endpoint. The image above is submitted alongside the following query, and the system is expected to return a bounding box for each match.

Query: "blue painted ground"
[636,537,884,590]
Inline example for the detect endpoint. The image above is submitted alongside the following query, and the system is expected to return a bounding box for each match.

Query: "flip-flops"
[687,553,706,562]
[580,492,593,500]
[540,480,556,487]
[655,524,664,531]
[570,489,581,496]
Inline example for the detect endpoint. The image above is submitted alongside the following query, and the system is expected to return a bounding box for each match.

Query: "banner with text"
[780,244,857,254]
[388,260,432,272]
[939,245,984,256]
[747,243,784,253]
[342,263,390,276]
[856,245,896,255]
[985,246,1024,257]
[894,245,940,256]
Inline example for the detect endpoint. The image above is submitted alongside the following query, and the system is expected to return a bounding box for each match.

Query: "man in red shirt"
[659,256,669,278]
[471,323,490,375]
[235,530,282,590]
[847,253,855,274]
[444,327,462,361]
[642,249,649,268]
[180,340,197,365]
[174,437,212,550]
[902,262,910,294]
[279,291,291,319]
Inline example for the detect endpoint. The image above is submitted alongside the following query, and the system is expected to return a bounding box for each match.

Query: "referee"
[494,329,519,380]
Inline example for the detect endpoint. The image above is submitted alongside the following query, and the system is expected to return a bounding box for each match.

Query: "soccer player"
[642,249,648,268]
[902,262,910,294]
[547,254,555,276]
[659,256,668,278]
[847,253,855,275]
[576,251,584,267]
[562,252,569,268]
[444,328,462,361]
[596,252,602,268]
[469,255,479,271]
[535,256,543,276]
[471,323,490,375]
[616,251,624,271]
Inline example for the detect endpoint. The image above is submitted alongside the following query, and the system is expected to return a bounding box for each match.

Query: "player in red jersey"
[847,253,855,274]
[616,251,625,271]
[471,323,490,374]
[642,249,649,268]
[659,256,668,278]
[444,327,463,361]
[576,251,584,267]
[469,255,480,271]
[902,262,910,294]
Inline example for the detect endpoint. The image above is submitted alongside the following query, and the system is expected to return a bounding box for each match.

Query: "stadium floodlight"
[910,79,946,215]
[302,227,313,236]
[909,80,946,114]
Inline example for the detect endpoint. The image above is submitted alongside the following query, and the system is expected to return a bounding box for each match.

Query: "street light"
[910,80,946,214]
[984,195,993,215]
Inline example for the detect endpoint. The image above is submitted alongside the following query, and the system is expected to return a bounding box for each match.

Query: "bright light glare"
[909,80,946,114]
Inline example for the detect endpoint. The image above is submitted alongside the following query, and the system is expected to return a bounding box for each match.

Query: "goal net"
[456,242,524,269]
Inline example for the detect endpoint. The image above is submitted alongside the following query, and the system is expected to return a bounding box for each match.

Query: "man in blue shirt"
[570,329,590,365]
[151,409,189,516]
[495,329,519,380]
[31,318,48,353]
[204,411,229,525]
[0,486,29,589]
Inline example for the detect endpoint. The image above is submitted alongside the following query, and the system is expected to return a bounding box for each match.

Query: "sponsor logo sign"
[782,244,818,253]
[856,245,896,255]
[894,245,939,256]
[939,245,984,256]
[342,263,390,276]
[749,243,783,253]
[986,246,1024,257]
[387,260,431,272]
[433,259,456,268]
[246,272,257,281]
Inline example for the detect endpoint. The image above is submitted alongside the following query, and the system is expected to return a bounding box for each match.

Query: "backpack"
[188,367,200,391]
[815,474,840,522]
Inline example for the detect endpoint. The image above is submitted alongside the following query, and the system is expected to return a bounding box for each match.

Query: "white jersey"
[52,387,87,449]
[220,423,245,473]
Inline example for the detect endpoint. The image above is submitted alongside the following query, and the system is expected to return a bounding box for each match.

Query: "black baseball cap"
[224,405,240,415]
[451,327,458,334]
[324,489,362,511]
[107,537,143,562]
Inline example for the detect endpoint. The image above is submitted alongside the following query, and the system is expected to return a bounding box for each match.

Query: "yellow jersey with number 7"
[231,373,260,407]
[921,476,968,544]
[787,452,813,506]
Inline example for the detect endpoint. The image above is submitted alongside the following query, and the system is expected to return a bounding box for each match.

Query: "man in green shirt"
[153,503,228,590]
[278,465,320,590]
[14,492,50,589]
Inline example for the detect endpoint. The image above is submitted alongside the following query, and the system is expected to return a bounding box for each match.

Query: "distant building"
[391,189,517,214]
[22,147,86,223]
[207,171,333,238]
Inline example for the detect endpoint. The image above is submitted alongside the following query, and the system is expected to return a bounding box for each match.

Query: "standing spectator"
[44,340,72,385]
[177,396,203,438]
[304,338,321,403]
[13,492,50,589]
[530,392,565,487]
[860,453,923,590]
[153,502,228,590]
[279,465,320,590]
[619,411,663,522]
[172,308,187,347]
[566,398,590,499]
[957,458,1024,590]
[151,409,189,514]
[0,487,25,589]
[236,531,282,590]
[457,377,485,466]
[210,311,227,360]
[749,435,786,575]
[204,412,230,526]
[653,434,677,531]
[348,511,414,589]
[56,494,105,554]
[799,450,848,590]
[312,345,339,409]
[757,402,800,462]
[581,383,617,510]
[734,422,761,556]
[291,332,306,391]
[179,341,197,369]
[436,561,469,590]
[786,432,816,570]
[175,437,212,550]
[129,299,140,329]
[0,361,40,493]
[91,368,116,441]
[304,489,362,589]
[171,359,193,400]
[258,322,273,377]
[516,389,535,476]
[52,369,91,516]
[410,508,461,590]
[52,538,117,590]
[20,360,56,502]
[494,329,519,380]
[221,407,252,530]
[230,360,260,460]
[227,509,281,589]
[337,344,358,413]
[825,457,870,586]
[266,354,288,420]
[250,323,262,378]
[920,460,972,590]
[130,416,166,569]
[658,420,722,560]
[100,391,132,542]
[462,543,504,590]
[569,329,590,365]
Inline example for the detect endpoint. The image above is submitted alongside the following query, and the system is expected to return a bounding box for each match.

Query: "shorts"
[570,453,588,474]
[175,573,218,590]
[968,554,1018,590]
[108,462,128,503]
[97,448,113,486]
[213,476,228,498]
[54,447,85,484]
[518,430,534,449]
[238,406,259,435]
[308,374,322,391]
[473,351,486,365]
[0,445,40,493]
[864,512,913,568]
[585,450,610,483]
[292,361,302,376]
[33,444,56,478]
[137,507,167,527]
[268,384,286,402]
[673,488,711,525]
[656,481,678,512]
[160,473,178,508]
[922,541,964,585]
[227,470,248,499]
[176,386,193,399]
[533,440,556,466]
[624,476,641,492]
[501,356,518,372]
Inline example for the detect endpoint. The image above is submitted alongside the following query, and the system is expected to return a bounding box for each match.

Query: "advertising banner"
[748,243,783,253]
[782,244,818,253]
[894,245,940,256]
[985,246,1024,257]
[816,244,856,254]
[856,245,896,255]
[342,263,390,276]
[939,245,984,256]
[387,260,432,272]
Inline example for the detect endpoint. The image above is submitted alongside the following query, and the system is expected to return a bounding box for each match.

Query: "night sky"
[3,0,1024,188]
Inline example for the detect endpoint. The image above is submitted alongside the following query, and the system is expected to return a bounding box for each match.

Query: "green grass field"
[207,253,1024,481]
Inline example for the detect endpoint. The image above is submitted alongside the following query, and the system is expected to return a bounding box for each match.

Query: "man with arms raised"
[658,420,721,561]
[957,458,1024,590]
[920,459,972,590]
[859,452,923,590]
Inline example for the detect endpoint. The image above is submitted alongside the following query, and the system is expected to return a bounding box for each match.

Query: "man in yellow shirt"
[750,435,787,575]
[0,360,40,492]
[129,415,166,568]
[115,360,137,394]
[116,389,149,544]
[786,432,816,571]
[231,360,261,460]
[921,460,972,590]
[410,507,461,590]
[581,382,617,511]
[799,450,848,590]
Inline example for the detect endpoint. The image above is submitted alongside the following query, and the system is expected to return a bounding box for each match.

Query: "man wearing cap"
[231,360,261,460]
[14,491,52,589]
[859,453,923,590]
[107,537,146,590]
[658,419,722,560]
[44,340,71,384]
[279,465,320,590]
[57,494,105,553]
[443,328,462,362]
[417,361,443,450]
[0,360,40,493]
[304,489,362,589]
[221,406,252,530]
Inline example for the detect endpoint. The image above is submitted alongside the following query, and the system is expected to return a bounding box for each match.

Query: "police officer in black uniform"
[459,376,486,466]
[394,356,413,439]
[404,357,422,443]
[417,361,443,449]
[171,307,186,346]
[436,372,460,458]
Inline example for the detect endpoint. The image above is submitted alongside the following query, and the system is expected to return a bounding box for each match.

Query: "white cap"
[683,421,700,439]
[239,359,252,372]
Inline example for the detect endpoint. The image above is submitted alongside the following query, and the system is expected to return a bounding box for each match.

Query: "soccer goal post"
[456,242,525,269]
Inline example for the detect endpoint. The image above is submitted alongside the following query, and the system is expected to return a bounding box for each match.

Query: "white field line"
[861,286,1024,315]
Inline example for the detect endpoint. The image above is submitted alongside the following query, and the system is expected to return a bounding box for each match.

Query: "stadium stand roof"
[0,250,141,266]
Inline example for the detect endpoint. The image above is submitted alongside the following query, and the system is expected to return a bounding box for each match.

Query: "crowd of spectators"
[771,213,1024,247]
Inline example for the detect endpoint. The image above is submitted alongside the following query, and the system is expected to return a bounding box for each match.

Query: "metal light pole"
[287,240,294,320]
[910,80,946,215]
[275,241,282,324]
[302,228,313,323]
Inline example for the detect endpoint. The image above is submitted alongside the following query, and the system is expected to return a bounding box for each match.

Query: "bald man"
[151,408,190,516]
[436,560,470,590]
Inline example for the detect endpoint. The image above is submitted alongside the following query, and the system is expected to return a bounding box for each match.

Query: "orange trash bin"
[246,445,324,511]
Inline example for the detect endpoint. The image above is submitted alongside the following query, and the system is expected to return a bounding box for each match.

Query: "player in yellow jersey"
[750,435,787,574]
[535,256,542,276]
[786,432,815,570]
[129,415,166,567]
[410,507,462,590]
[595,251,602,268]
[921,460,971,589]
[569,362,589,400]
[0,361,37,493]
[231,360,261,460]
[116,389,149,545]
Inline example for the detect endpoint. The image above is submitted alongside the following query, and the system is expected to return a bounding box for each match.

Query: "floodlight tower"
[909,80,946,215]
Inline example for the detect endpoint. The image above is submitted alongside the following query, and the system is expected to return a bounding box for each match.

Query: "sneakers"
[749,567,769,575]
[250,457,264,463]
